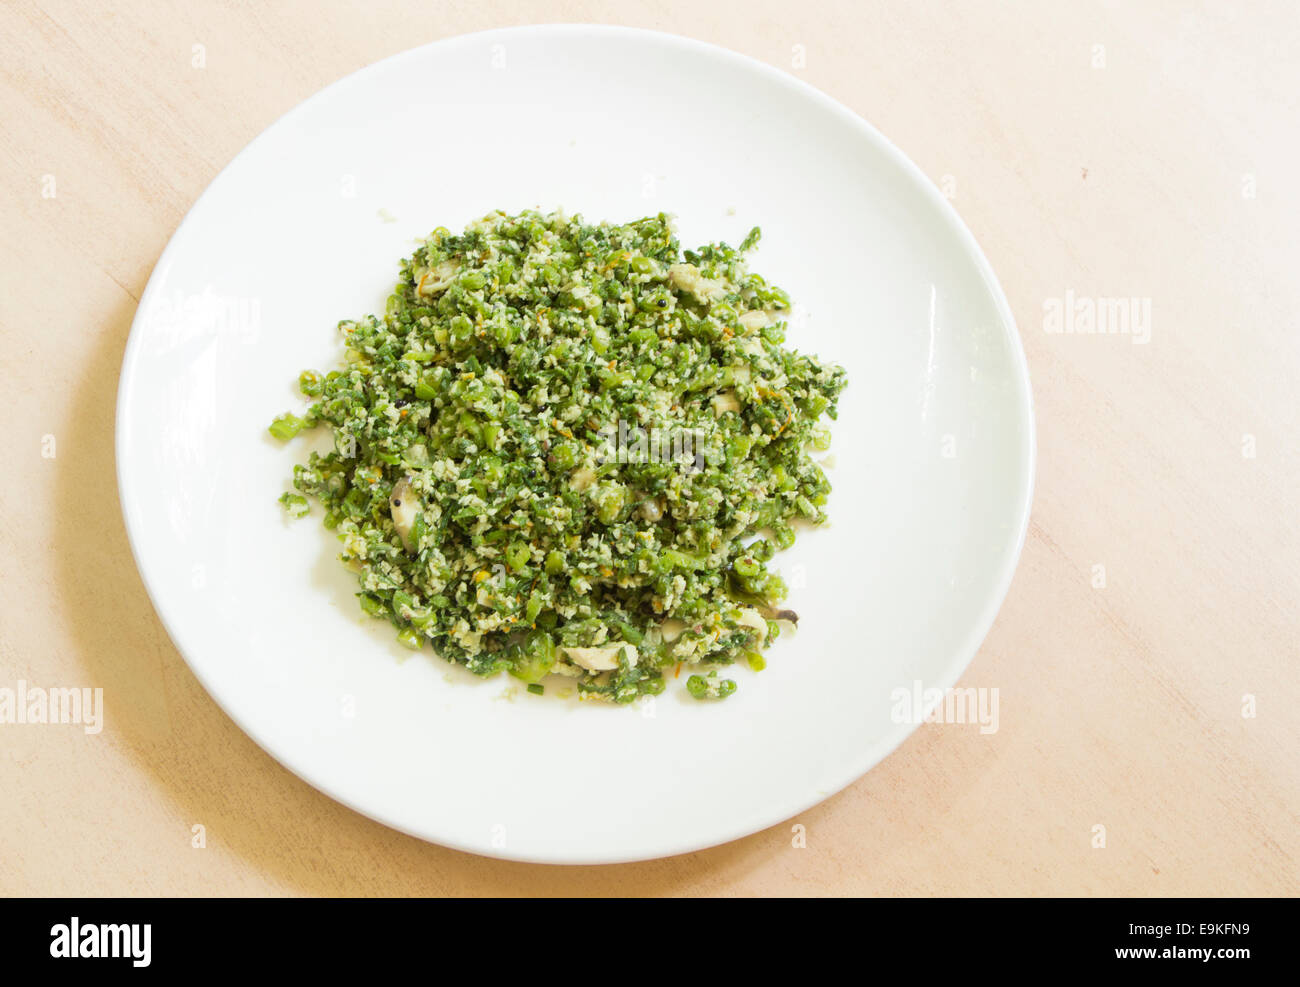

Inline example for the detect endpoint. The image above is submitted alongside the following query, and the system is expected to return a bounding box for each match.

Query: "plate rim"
[115,23,1037,865]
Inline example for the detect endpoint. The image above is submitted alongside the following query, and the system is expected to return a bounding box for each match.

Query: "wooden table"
[2,0,1296,896]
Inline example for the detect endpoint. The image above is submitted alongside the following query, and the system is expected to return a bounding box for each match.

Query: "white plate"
[117,25,1034,864]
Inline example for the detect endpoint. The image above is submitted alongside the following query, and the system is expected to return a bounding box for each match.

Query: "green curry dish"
[272,209,847,703]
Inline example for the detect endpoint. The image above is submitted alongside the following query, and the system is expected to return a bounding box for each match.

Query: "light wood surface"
[2,0,1297,896]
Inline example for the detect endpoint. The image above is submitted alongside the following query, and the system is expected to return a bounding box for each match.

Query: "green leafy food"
[273,209,847,703]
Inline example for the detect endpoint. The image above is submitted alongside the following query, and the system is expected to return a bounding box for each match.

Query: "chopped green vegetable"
[686,672,738,700]
[278,492,310,518]
[268,413,305,441]
[273,209,846,702]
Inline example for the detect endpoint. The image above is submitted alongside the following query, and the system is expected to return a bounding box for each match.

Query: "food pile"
[272,210,847,702]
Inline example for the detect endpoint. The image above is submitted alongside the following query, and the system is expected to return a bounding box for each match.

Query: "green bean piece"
[268,413,304,441]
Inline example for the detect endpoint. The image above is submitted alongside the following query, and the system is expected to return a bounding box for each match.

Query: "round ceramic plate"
[117,25,1034,864]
